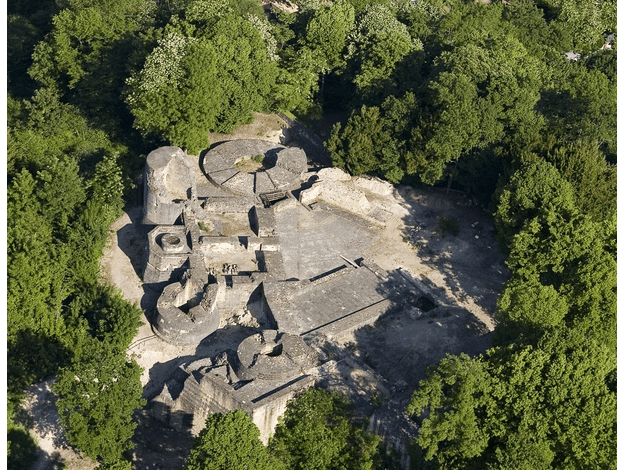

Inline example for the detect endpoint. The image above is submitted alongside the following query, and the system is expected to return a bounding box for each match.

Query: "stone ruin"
[141,141,440,446]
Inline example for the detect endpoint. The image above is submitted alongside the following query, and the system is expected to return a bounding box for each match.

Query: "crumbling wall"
[143,146,196,225]
[250,375,315,444]
[153,280,221,345]
[143,226,192,284]
[300,179,372,215]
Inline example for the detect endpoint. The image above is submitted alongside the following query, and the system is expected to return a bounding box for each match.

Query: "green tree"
[407,328,616,469]
[301,0,355,73]
[29,0,152,90]
[126,15,277,152]
[539,62,617,158]
[269,388,381,470]
[546,0,616,52]
[53,341,145,466]
[413,33,544,184]
[184,410,278,470]
[345,3,421,98]
[543,140,616,222]
[493,160,577,251]
[326,92,418,182]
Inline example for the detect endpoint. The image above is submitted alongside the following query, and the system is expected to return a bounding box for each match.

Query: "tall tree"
[269,388,382,470]
[53,341,145,466]
[407,329,616,470]
[184,410,280,470]
[345,3,421,99]
[126,15,278,153]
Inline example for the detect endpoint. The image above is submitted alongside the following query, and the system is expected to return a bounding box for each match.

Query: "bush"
[437,216,460,236]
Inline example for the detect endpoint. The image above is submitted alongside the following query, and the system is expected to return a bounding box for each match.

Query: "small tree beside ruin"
[184,410,280,470]
[53,341,145,467]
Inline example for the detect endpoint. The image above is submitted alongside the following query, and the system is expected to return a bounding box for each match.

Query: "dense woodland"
[7,0,616,468]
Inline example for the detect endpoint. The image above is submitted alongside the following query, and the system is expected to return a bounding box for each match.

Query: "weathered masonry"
[141,141,439,442]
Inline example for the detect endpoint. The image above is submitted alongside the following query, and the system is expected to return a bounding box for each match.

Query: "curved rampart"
[154,281,222,345]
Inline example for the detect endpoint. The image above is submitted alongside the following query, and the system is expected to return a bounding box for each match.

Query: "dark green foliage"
[7,418,38,470]
[269,388,381,470]
[8,14,42,99]
[326,92,418,182]
[67,284,144,355]
[53,341,146,465]
[184,410,279,470]
[581,48,616,83]
[543,140,616,222]
[326,105,397,179]
[538,60,617,158]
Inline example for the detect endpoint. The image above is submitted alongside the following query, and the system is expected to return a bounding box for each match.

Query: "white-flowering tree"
[346,4,421,94]
[125,16,278,153]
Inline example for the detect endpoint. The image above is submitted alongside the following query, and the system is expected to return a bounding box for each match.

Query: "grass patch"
[235,155,265,173]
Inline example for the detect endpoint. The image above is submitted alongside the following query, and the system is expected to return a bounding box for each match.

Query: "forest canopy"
[7,0,616,468]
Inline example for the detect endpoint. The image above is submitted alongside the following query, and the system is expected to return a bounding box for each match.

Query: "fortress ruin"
[141,141,442,445]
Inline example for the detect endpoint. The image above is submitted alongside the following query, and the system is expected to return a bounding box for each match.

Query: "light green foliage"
[296,0,325,11]
[126,29,197,96]
[272,1,355,114]
[547,0,616,52]
[407,329,616,469]
[493,161,616,349]
[185,410,278,470]
[89,153,126,220]
[269,388,381,470]
[301,0,355,72]
[53,342,145,465]
[246,13,279,61]
[499,211,616,350]
[407,354,495,465]
[346,4,421,93]
[273,47,323,114]
[395,0,448,39]
[185,0,231,22]
[29,0,152,89]
[8,86,142,465]
[493,160,576,251]
[127,15,277,152]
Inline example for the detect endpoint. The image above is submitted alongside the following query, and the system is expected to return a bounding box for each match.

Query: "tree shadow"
[131,407,195,470]
[116,205,151,280]
[395,186,510,320]
[16,379,74,456]
[143,355,199,401]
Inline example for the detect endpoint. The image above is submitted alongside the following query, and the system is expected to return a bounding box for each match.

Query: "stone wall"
[143,226,192,284]
[143,147,196,225]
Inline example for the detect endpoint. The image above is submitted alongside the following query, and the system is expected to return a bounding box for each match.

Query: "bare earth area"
[18,116,509,469]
